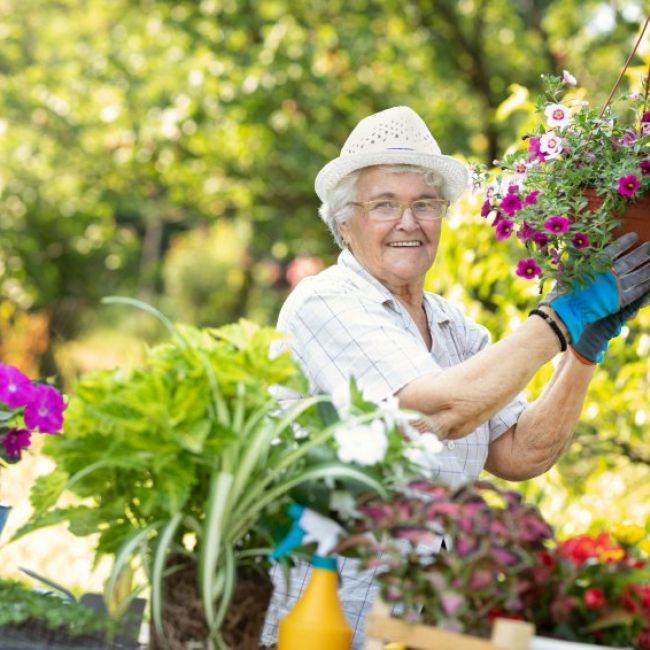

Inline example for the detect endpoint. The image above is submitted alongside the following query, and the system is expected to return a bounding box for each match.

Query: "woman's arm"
[396,313,567,439]
[484,352,595,480]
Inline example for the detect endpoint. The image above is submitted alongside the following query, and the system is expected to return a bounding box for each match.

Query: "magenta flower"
[517,221,536,242]
[499,193,523,216]
[480,199,492,217]
[544,215,571,234]
[524,190,540,205]
[640,160,650,177]
[617,174,640,198]
[515,258,542,279]
[571,232,590,249]
[642,112,650,123]
[533,232,549,248]
[527,136,546,162]
[24,384,66,434]
[495,219,514,240]
[0,363,34,409]
[1,428,31,458]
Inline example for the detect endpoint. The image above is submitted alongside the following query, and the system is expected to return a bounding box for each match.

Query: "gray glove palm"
[572,292,650,363]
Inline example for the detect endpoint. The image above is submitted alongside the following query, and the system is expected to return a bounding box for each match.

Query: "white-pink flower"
[544,103,570,128]
[562,69,577,86]
[539,131,563,158]
[512,160,528,176]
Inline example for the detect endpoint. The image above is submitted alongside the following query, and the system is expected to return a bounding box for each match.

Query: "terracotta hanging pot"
[583,188,650,245]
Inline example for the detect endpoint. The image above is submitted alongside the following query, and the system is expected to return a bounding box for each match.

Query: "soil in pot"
[584,188,650,246]
[150,557,273,650]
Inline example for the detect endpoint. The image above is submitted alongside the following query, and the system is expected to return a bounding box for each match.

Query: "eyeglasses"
[348,199,450,222]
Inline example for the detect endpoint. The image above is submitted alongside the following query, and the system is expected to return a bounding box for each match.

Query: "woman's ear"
[338,219,350,247]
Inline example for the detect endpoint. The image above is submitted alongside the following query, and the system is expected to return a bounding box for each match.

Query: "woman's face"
[338,167,443,290]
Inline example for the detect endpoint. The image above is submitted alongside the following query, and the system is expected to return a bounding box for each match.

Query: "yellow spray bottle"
[271,504,353,650]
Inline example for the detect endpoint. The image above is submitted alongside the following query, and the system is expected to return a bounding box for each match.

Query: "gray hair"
[318,164,444,249]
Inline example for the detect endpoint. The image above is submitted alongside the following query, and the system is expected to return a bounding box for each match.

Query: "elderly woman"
[263,106,650,647]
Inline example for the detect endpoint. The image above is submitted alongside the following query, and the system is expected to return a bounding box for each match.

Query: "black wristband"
[528,308,568,352]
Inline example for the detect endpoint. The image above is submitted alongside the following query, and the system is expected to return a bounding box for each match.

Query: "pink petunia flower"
[517,221,536,242]
[0,363,34,409]
[571,232,590,249]
[24,384,66,434]
[515,258,542,279]
[527,136,546,163]
[617,174,641,198]
[642,112,650,123]
[562,70,577,85]
[513,161,528,176]
[495,219,514,240]
[499,193,523,216]
[533,232,549,248]
[524,190,540,205]
[539,132,563,158]
[640,160,650,177]
[544,103,570,128]
[544,215,571,234]
[480,199,492,217]
[1,427,31,458]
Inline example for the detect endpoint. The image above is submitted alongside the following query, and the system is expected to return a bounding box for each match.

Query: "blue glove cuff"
[550,272,620,343]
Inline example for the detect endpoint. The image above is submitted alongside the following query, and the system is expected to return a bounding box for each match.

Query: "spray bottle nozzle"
[271,504,344,560]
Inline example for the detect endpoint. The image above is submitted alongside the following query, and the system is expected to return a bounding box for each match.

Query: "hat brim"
[314,150,469,203]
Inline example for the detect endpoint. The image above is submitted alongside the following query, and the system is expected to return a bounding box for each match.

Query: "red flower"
[584,587,606,609]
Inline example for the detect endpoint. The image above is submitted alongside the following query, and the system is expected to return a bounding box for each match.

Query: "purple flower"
[480,199,492,217]
[642,112,650,123]
[544,215,571,234]
[515,258,542,279]
[441,591,464,616]
[0,364,34,409]
[517,221,536,242]
[24,384,66,434]
[495,219,514,240]
[527,136,546,162]
[499,193,523,216]
[507,183,520,195]
[617,174,640,198]
[533,232,549,248]
[571,232,590,249]
[640,160,650,177]
[1,427,31,458]
[524,190,540,205]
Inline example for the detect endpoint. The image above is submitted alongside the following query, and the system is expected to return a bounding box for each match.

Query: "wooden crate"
[364,600,535,650]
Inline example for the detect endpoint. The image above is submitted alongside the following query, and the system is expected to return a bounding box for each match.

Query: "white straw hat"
[314,106,468,203]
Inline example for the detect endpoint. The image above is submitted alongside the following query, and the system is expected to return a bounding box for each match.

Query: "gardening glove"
[571,291,650,364]
[542,233,650,344]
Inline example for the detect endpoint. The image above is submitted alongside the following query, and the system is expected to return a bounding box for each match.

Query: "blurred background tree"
[0,0,648,542]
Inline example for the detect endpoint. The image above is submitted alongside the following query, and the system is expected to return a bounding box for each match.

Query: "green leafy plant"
[0,578,116,647]
[475,69,650,290]
[16,304,433,649]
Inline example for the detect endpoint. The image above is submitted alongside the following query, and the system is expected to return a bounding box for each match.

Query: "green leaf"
[29,469,69,514]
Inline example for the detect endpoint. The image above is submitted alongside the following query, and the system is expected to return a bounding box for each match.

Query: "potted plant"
[0,362,66,538]
[15,304,432,650]
[0,577,118,649]
[339,480,650,649]
[474,43,650,291]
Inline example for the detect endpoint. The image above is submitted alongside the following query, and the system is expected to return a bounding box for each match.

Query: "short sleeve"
[279,290,442,402]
